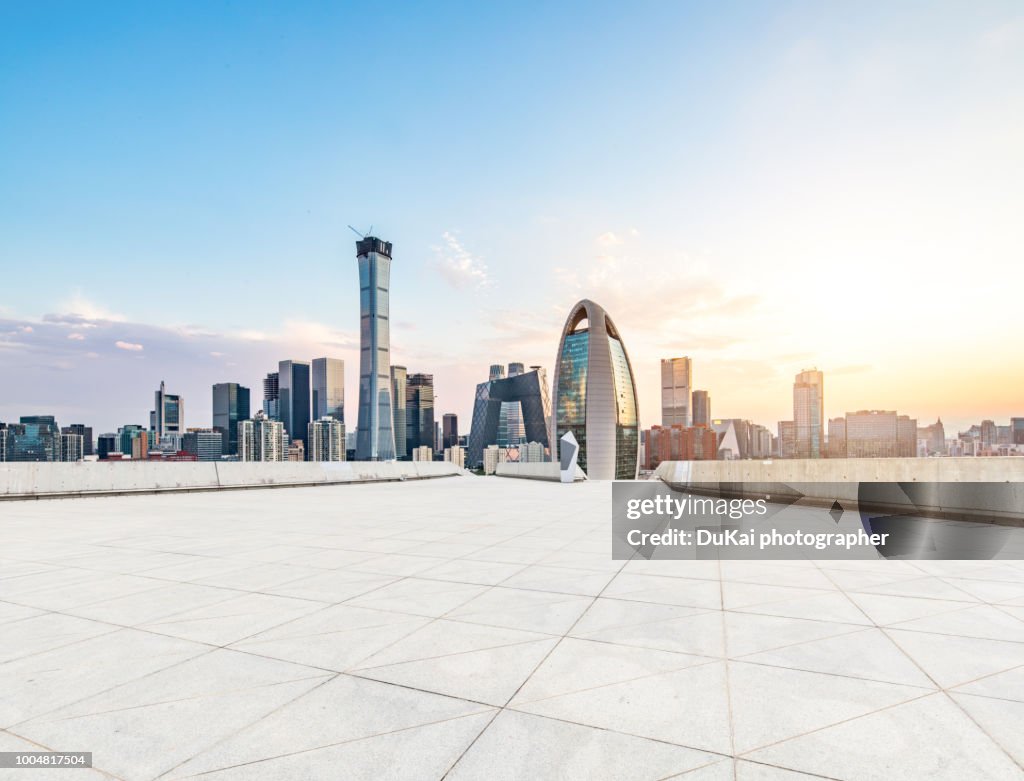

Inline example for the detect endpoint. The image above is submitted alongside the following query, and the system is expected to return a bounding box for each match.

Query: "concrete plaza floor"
[1,477,1023,780]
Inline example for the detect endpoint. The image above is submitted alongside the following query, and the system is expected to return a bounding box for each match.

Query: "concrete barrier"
[495,462,587,482]
[654,458,1024,525]
[0,461,467,501]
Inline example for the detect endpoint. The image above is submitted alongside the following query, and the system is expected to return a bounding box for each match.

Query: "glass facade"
[609,334,639,479]
[279,360,311,457]
[212,383,251,456]
[555,330,589,473]
[356,237,396,461]
[312,358,345,423]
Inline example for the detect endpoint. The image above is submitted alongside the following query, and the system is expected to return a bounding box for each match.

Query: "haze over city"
[2,2,1022,434]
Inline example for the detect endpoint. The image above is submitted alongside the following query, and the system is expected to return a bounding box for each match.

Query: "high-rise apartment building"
[312,358,345,422]
[279,360,311,458]
[59,432,84,462]
[793,369,824,459]
[308,417,346,462]
[212,383,250,456]
[443,445,465,469]
[405,373,434,459]
[151,381,183,440]
[661,357,692,427]
[263,372,280,419]
[355,236,396,461]
[691,390,711,427]
[845,410,917,458]
[442,413,458,450]
[777,420,796,458]
[238,412,286,462]
[391,365,407,460]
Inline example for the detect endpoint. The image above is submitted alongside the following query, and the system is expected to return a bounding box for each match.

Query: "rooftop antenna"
[347,225,365,239]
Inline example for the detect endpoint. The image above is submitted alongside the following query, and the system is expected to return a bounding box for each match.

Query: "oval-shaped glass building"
[553,299,640,480]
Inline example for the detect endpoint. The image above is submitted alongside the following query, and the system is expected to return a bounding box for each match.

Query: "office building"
[661,357,692,427]
[554,299,640,480]
[391,366,407,460]
[917,418,946,456]
[61,424,93,457]
[793,369,824,458]
[1012,418,1024,445]
[312,358,345,422]
[691,390,711,427]
[468,365,552,467]
[263,372,280,419]
[777,420,797,458]
[442,413,458,450]
[355,236,397,461]
[238,412,286,462]
[497,362,527,445]
[182,429,224,462]
[151,381,183,439]
[828,417,847,458]
[308,417,346,462]
[845,410,918,458]
[212,383,250,456]
[406,373,435,459]
[443,445,465,469]
[58,432,84,462]
[279,360,311,458]
[97,433,117,460]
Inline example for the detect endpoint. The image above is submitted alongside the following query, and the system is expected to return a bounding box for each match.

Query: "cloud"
[68,333,86,341]
[58,293,126,323]
[596,231,624,246]
[434,231,489,290]
[115,341,144,351]
[209,351,225,358]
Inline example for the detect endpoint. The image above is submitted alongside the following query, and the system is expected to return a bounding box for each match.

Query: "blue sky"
[2,1,1022,434]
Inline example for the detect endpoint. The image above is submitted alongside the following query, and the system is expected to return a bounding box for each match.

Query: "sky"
[1,1,1022,436]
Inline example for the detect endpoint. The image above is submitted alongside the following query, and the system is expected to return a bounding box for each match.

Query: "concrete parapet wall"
[495,462,587,482]
[654,458,1024,525]
[0,461,466,501]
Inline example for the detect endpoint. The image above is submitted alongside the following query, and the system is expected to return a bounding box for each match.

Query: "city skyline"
[2,3,1023,434]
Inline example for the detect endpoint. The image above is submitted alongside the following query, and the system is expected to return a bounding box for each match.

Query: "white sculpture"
[559,430,579,483]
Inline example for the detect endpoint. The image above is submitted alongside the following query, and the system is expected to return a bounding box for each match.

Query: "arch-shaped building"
[553,299,640,480]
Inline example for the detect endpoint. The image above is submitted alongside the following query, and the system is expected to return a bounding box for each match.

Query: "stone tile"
[737,628,936,688]
[950,692,1024,765]
[353,637,558,706]
[745,693,1022,780]
[513,662,734,754]
[512,637,712,704]
[447,710,723,781]
[602,573,723,609]
[446,586,594,634]
[138,592,327,646]
[344,578,487,618]
[0,613,113,665]
[172,674,493,777]
[726,661,928,753]
[169,711,494,781]
[890,604,1024,642]
[952,665,1024,703]
[500,565,617,596]
[0,628,208,728]
[845,592,974,626]
[66,582,239,626]
[885,628,1024,688]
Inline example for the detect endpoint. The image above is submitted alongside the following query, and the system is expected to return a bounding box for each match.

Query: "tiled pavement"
[1,478,1023,780]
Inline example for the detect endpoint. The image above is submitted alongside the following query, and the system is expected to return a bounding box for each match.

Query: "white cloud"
[434,231,489,290]
[59,293,126,323]
[68,333,86,341]
[596,231,623,246]
[19,325,33,333]
[209,351,225,357]
[115,340,144,352]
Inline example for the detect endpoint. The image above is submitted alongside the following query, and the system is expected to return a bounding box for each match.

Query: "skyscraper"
[182,429,224,461]
[498,361,527,445]
[405,373,434,459]
[151,381,183,440]
[661,357,692,427]
[554,300,640,480]
[238,412,286,462]
[391,365,407,460]
[443,413,458,450]
[468,366,551,467]
[312,358,345,422]
[355,236,396,461]
[793,369,824,459]
[262,372,280,419]
[212,383,251,456]
[691,390,711,427]
[279,360,311,458]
